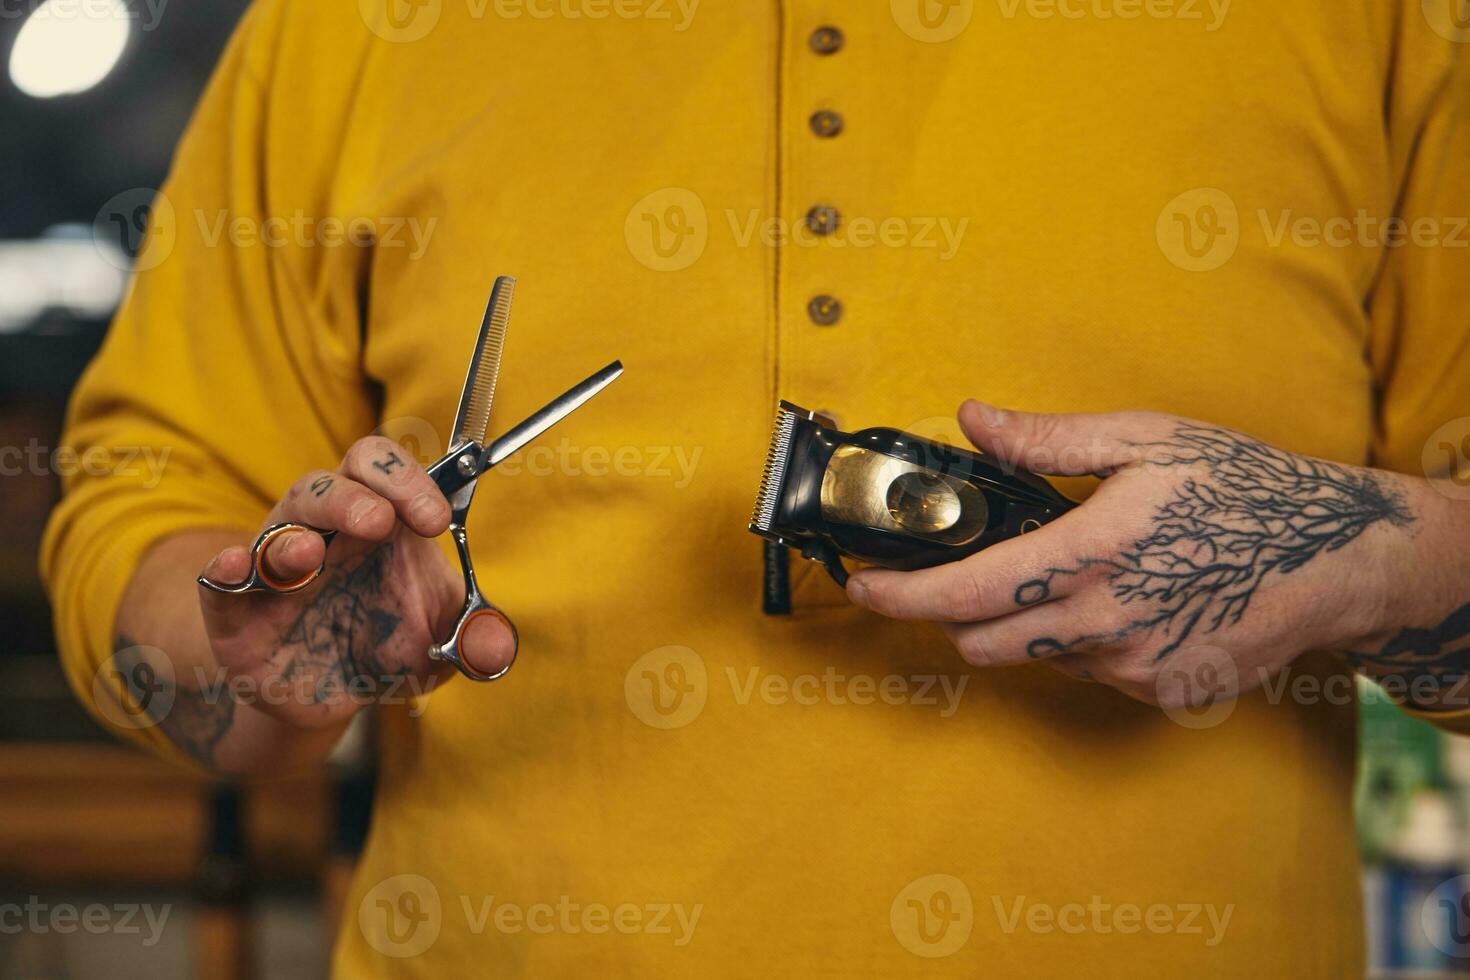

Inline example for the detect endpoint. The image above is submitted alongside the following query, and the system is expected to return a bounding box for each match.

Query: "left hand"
[846,400,1424,708]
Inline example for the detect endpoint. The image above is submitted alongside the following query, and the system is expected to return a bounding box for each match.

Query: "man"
[41,0,1470,974]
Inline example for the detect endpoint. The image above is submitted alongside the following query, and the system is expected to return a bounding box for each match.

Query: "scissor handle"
[428,523,518,682]
[197,522,338,595]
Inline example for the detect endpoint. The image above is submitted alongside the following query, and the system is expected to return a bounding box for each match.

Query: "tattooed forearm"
[113,635,235,767]
[1017,424,1416,661]
[1346,602,1470,678]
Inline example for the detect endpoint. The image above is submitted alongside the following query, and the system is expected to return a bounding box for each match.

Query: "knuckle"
[953,630,995,667]
[1029,412,1063,446]
[1109,655,1159,692]
[943,572,986,621]
[286,470,332,502]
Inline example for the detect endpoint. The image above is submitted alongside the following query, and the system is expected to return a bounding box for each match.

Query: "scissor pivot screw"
[456,452,478,477]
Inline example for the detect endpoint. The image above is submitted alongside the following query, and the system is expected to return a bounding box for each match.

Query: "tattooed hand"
[191,435,516,736]
[844,400,1462,710]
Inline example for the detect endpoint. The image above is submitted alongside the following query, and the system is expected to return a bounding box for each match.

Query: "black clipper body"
[749,402,1075,585]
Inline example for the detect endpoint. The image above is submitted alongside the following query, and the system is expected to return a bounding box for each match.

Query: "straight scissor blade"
[484,360,624,470]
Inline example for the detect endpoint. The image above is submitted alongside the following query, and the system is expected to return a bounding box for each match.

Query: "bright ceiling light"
[9,0,131,99]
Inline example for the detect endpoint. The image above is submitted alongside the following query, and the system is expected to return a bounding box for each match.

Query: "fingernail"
[975,402,1007,427]
[202,550,243,585]
[348,497,377,528]
[410,491,442,525]
[847,576,870,605]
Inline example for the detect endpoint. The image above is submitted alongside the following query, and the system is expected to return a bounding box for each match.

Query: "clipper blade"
[750,403,801,535]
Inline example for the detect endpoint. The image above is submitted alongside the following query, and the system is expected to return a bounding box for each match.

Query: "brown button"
[809,26,843,55]
[807,295,843,326]
[809,110,843,138]
[805,205,840,235]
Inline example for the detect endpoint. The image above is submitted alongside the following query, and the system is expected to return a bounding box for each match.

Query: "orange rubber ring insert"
[255,526,321,592]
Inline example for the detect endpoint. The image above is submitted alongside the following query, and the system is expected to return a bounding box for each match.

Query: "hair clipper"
[749,401,1075,586]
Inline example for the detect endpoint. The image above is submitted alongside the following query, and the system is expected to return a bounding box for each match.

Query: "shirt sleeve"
[38,0,378,758]
[1365,11,1470,732]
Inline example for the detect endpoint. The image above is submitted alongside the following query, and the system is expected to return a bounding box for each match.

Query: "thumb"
[457,607,519,680]
[957,399,1155,477]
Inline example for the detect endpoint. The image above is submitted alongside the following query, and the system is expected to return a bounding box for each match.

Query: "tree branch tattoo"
[276,543,407,707]
[1016,425,1416,661]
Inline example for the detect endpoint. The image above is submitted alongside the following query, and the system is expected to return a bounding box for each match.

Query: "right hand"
[196,436,517,730]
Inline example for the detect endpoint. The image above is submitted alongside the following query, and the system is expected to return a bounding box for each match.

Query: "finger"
[940,594,1120,668]
[339,436,450,538]
[846,511,1110,622]
[197,545,266,642]
[257,528,327,586]
[459,608,519,679]
[957,399,1166,477]
[271,469,396,542]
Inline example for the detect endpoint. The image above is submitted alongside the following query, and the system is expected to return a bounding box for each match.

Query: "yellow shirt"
[42,1,1470,975]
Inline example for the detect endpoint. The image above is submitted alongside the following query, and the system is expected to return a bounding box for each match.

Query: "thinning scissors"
[198,276,623,682]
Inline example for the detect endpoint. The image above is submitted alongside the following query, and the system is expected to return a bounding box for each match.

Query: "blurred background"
[0,2,373,977]
[0,1,1467,978]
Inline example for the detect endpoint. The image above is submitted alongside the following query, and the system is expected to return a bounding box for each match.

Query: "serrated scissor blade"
[451,276,514,447]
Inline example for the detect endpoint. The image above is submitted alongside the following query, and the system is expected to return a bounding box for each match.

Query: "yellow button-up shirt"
[42,0,1470,974]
